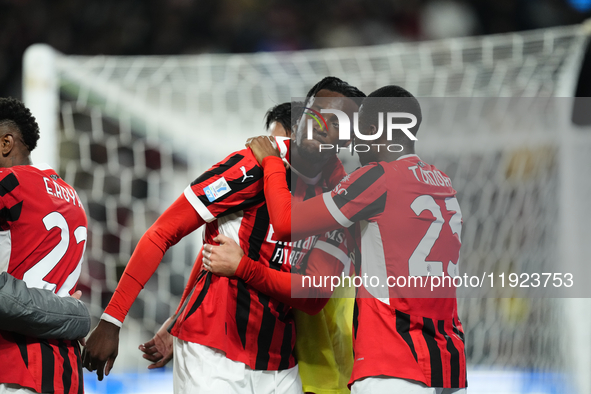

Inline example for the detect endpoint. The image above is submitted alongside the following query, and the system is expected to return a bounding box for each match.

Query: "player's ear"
[0,133,14,156]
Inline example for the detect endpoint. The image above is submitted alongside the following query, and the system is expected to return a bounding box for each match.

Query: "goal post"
[23,44,59,168]
[22,23,591,392]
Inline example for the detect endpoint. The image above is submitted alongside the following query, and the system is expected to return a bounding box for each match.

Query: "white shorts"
[351,376,467,394]
[173,338,303,394]
[0,384,39,394]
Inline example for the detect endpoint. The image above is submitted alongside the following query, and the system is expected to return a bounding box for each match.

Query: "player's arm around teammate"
[247,135,344,240]
[251,87,468,393]
[82,195,204,380]
[0,272,90,340]
[135,102,300,372]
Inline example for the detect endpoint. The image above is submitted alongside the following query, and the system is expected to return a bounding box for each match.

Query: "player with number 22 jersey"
[0,164,87,394]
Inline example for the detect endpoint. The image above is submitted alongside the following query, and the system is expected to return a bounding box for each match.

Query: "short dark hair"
[265,101,305,134]
[359,85,422,136]
[0,97,40,152]
[305,76,366,107]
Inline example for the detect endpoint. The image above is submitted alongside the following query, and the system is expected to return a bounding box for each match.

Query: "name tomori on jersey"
[43,177,84,208]
[408,164,452,187]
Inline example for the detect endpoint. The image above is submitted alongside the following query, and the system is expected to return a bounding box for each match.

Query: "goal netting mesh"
[24,24,590,382]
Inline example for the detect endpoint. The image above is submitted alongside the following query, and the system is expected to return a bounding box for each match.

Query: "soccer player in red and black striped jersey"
[82,78,363,394]
[230,86,467,393]
[203,84,364,394]
[0,98,88,394]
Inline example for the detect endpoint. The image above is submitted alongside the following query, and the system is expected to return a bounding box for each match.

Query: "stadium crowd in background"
[0,0,588,97]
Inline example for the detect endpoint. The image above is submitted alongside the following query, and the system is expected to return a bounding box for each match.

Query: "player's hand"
[139,316,174,369]
[246,135,280,165]
[202,234,244,277]
[82,319,120,381]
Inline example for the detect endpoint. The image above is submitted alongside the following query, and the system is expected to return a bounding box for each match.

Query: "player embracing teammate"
[83,79,467,393]
[83,77,366,393]
[207,85,468,393]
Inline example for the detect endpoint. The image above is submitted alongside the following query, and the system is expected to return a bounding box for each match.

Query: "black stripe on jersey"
[198,165,263,208]
[190,154,245,186]
[452,318,467,386]
[40,340,55,393]
[11,333,28,367]
[288,169,295,193]
[168,271,205,332]
[438,320,460,388]
[58,340,73,394]
[275,300,293,369]
[0,172,19,196]
[452,318,465,343]
[353,300,359,339]
[333,165,385,210]
[278,321,293,370]
[221,190,266,218]
[0,200,23,222]
[73,341,83,394]
[228,165,263,187]
[183,272,213,322]
[247,205,270,261]
[349,192,387,223]
[422,317,443,387]
[255,293,276,370]
[395,310,418,361]
[235,279,251,349]
[350,226,361,278]
[268,242,286,271]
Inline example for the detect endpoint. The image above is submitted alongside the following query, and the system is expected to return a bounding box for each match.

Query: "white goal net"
[23,22,591,392]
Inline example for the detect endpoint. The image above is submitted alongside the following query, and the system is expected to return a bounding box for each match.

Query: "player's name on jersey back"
[408,163,452,187]
[43,176,83,207]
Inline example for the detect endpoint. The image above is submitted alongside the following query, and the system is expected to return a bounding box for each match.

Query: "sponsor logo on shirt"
[240,166,254,182]
[203,177,231,202]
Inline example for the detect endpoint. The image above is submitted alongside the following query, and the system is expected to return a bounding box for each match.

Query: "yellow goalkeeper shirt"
[295,283,355,394]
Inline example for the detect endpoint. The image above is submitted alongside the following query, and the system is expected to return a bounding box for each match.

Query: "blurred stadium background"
[3,1,591,393]
[3,0,591,98]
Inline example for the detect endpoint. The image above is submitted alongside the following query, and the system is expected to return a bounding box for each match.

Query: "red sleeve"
[262,156,341,241]
[184,150,264,222]
[234,229,352,315]
[323,163,387,227]
[104,195,205,323]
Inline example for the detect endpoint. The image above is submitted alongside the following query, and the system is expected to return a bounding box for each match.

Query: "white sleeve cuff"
[101,313,123,328]
[184,186,215,223]
[322,192,354,228]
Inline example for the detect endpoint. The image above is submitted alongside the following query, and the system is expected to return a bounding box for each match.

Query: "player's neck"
[1,153,31,168]
[290,149,324,178]
[378,146,415,163]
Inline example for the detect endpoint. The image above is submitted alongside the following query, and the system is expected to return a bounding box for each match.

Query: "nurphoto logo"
[304,107,418,153]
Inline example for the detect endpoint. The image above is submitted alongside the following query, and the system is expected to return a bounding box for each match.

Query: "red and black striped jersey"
[170,140,301,370]
[323,155,467,388]
[0,164,87,393]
